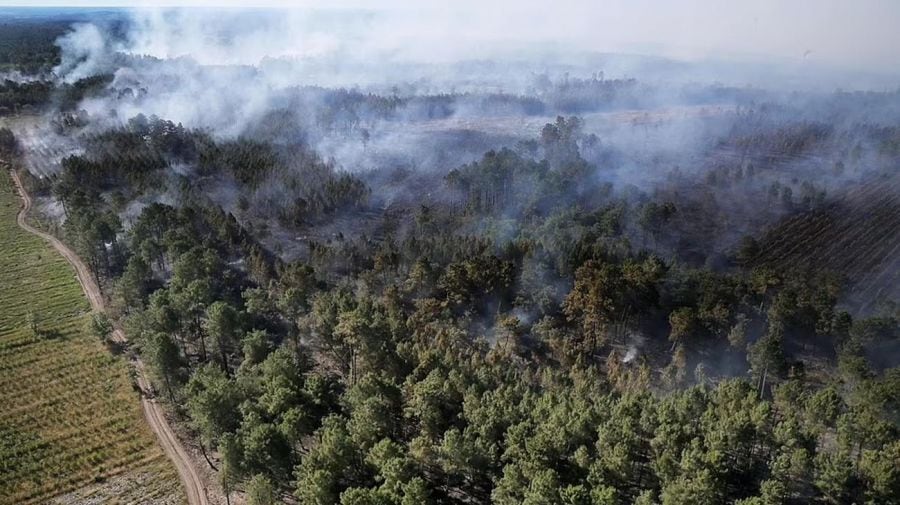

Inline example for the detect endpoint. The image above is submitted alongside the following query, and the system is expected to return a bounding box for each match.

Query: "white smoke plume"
[123,8,347,65]
[53,23,113,83]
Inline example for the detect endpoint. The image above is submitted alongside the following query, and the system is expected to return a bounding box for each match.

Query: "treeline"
[278,84,644,139]
[533,74,642,113]
[0,74,112,116]
[0,19,67,72]
[720,117,833,162]
[49,112,370,230]
[0,78,53,115]
[446,117,594,216]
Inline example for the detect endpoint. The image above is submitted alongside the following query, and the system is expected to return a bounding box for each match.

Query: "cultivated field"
[0,170,182,504]
[753,171,900,314]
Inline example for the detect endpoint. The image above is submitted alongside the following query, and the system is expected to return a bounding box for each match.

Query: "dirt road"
[9,169,211,505]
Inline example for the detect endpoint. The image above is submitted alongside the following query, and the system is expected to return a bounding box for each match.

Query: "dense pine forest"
[1,7,899,505]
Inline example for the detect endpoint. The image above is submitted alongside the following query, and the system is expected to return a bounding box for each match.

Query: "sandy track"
[9,169,210,505]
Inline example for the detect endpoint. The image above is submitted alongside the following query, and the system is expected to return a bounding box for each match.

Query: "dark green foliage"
[446,118,593,217]
[246,473,277,505]
[0,20,67,72]
[199,138,277,186]
[0,79,53,115]
[19,102,893,504]
[100,151,895,504]
[185,364,243,447]
[88,311,113,342]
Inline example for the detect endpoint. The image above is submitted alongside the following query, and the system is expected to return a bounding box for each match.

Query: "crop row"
[0,172,180,503]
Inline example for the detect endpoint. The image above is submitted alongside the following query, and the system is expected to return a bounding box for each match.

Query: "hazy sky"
[4,0,900,74]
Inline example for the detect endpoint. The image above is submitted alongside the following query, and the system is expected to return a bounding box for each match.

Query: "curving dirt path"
[9,169,210,505]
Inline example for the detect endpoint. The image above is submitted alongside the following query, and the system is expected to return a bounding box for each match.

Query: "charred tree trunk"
[198,440,218,471]
[163,371,176,404]
[219,345,229,372]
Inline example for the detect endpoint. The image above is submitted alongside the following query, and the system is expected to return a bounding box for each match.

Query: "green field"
[0,171,182,504]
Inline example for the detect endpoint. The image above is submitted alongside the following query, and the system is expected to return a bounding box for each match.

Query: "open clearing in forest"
[0,169,182,504]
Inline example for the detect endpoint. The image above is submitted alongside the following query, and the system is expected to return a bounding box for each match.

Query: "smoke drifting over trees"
[11,7,896,336]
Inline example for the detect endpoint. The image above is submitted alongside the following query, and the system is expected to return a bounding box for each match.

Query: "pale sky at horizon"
[2,0,899,75]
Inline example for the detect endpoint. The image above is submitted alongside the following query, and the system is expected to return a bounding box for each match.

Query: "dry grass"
[0,171,183,504]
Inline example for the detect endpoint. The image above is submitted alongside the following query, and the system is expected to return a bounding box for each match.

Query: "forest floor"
[1,167,205,504]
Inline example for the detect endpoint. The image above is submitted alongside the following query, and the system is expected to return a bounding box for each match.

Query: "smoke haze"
[36,2,900,90]
[5,2,896,315]
[23,0,900,85]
